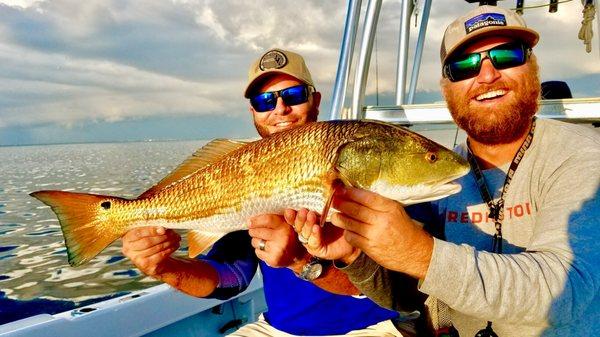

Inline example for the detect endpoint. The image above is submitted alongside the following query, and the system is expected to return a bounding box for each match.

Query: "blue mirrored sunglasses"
[443,42,531,82]
[250,84,314,113]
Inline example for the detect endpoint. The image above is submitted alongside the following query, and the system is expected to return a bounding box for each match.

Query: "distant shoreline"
[0,139,211,148]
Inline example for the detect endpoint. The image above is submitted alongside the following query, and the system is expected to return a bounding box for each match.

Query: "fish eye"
[101,201,111,210]
[425,152,438,163]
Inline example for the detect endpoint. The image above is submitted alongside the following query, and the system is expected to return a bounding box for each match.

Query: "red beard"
[442,60,541,145]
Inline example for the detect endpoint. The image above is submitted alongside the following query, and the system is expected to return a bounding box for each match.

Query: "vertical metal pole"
[597,0,600,58]
[407,0,431,104]
[329,0,363,120]
[395,0,414,105]
[351,0,382,119]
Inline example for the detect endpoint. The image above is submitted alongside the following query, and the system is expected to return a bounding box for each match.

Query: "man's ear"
[439,78,450,100]
[309,91,322,121]
[312,91,322,109]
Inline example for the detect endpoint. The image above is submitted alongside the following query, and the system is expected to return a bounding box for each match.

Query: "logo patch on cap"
[259,50,288,71]
[464,13,506,34]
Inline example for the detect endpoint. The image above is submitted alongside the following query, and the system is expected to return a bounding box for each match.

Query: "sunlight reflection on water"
[0,140,206,306]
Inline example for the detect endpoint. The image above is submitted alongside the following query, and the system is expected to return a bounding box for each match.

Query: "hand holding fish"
[121,226,181,277]
[284,208,359,263]
[248,214,306,267]
[330,186,434,280]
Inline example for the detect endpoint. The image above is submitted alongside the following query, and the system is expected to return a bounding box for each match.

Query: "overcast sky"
[0,0,598,145]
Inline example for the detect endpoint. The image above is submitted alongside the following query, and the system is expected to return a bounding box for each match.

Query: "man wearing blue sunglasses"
[289,5,600,337]
[122,48,411,336]
[238,48,413,336]
[243,49,321,139]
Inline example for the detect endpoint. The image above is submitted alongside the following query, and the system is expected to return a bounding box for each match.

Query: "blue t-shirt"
[201,231,399,335]
[260,261,398,335]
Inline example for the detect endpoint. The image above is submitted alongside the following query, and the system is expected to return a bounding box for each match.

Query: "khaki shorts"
[228,315,404,337]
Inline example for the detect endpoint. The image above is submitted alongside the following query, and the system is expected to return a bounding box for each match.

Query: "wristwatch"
[297,257,331,281]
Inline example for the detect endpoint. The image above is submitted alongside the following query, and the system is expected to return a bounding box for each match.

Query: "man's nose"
[476,58,501,84]
[272,97,291,115]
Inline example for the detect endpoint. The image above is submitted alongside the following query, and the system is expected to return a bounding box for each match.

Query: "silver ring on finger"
[259,239,266,251]
[298,234,309,245]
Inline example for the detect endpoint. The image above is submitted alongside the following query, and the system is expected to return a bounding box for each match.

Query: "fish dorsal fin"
[139,139,249,198]
[187,230,225,258]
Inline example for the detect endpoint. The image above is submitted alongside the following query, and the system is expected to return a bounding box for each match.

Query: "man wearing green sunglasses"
[289,4,600,337]
[439,7,540,148]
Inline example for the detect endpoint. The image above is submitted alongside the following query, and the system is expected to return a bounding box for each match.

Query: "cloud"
[0,0,36,7]
[0,42,242,128]
[0,0,598,144]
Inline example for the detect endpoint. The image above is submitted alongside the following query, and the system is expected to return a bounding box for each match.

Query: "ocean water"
[0,140,207,324]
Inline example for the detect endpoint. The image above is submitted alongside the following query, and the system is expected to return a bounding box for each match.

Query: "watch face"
[301,262,323,281]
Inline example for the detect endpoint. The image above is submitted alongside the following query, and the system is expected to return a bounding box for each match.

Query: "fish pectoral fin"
[335,165,358,188]
[321,139,369,226]
[320,169,343,227]
[139,139,250,199]
[187,230,225,258]
[320,192,333,227]
[333,136,384,190]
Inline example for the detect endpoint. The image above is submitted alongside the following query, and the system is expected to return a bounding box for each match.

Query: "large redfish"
[30,120,470,266]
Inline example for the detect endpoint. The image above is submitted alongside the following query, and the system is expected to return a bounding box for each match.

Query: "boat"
[0,277,266,337]
[1,0,598,336]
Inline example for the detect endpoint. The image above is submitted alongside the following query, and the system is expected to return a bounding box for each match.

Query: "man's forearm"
[313,266,361,295]
[338,252,426,313]
[288,254,360,295]
[156,256,219,298]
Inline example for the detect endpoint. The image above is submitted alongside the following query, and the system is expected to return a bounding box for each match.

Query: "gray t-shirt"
[342,119,600,336]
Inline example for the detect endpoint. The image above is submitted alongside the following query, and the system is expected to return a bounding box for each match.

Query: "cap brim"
[244,70,312,98]
[442,27,539,64]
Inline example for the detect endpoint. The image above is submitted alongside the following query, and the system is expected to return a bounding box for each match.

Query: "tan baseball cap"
[440,5,539,65]
[244,48,315,98]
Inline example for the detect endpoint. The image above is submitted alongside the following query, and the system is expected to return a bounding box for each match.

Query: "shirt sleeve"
[197,230,259,300]
[419,152,600,326]
[338,252,426,314]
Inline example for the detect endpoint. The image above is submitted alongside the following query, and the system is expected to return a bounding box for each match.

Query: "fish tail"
[30,190,127,267]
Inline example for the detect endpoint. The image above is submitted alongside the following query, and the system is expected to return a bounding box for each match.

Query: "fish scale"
[30,120,470,266]
[137,122,355,222]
